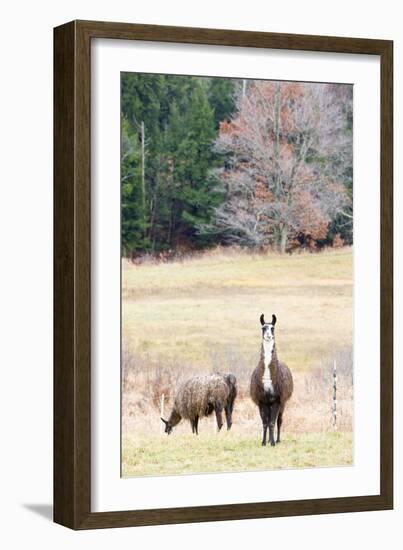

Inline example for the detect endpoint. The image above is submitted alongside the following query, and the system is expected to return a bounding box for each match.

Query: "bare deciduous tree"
[207,81,352,252]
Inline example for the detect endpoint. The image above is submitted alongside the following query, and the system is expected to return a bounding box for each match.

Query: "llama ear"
[260,314,265,326]
[272,314,277,326]
[161,418,168,425]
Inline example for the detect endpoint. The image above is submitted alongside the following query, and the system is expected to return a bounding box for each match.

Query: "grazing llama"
[250,314,293,446]
[161,373,237,435]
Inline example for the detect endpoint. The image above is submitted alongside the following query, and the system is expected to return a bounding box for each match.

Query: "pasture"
[122,432,352,477]
[122,247,352,371]
[121,247,353,477]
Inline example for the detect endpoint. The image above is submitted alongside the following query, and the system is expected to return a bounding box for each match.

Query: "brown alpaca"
[250,314,293,446]
[161,373,237,435]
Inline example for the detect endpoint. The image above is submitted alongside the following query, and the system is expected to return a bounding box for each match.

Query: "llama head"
[161,417,173,435]
[260,313,276,342]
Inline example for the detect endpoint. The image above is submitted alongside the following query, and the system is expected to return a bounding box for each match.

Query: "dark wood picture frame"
[54,19,393,530]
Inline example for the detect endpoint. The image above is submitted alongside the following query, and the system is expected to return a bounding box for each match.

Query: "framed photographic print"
[54,20,393,529]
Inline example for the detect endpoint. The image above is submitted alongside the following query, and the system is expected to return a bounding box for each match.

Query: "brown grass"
[122,247,352,371]
[122,347,352,437]
[121,247,353,475]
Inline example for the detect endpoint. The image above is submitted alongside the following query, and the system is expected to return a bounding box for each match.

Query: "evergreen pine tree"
[121,117,148,256]
[207,77,237,128]
[173,81,222,246]
[120,73,234,255]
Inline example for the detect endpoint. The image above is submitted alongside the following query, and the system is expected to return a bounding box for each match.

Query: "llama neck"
[261,339,277,366]
[168,409,181,427]
[261,339,277,392]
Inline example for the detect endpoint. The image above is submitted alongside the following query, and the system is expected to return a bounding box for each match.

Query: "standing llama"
[161,373,237,435]
[250,314,293,446]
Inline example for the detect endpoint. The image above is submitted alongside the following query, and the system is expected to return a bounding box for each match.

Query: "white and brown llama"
[250,314,293,446]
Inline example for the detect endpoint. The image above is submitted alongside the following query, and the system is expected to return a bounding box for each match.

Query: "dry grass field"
[121,247,353,477]
[122,247,352,370]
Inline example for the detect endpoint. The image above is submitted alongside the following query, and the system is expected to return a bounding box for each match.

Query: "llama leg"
[215,405,224,431]
[268,402,280,446]
[195,415,199,435]
[276,408,284,443]
[225,405,232,430]
[259,404,269,446]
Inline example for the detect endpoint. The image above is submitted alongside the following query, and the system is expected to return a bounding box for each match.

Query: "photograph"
[120,72,354,478]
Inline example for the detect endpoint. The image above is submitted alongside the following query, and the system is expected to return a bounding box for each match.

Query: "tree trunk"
[274,225,288,253]
[242,79,247,97]
[140,121,147,241]
[140,121,146,211]
[273,83,282,201]
[279,226,288,254]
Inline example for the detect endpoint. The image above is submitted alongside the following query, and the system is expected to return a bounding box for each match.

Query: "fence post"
[160,393,165,434]
[333,360,337,431]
